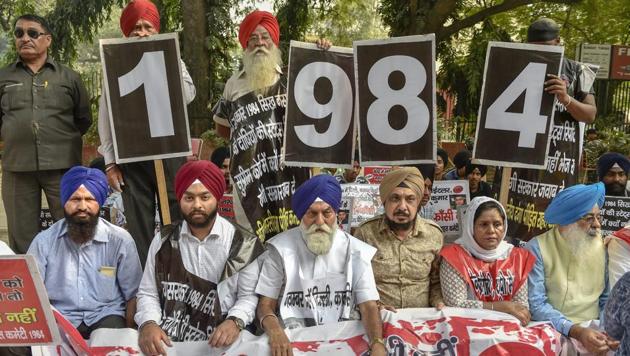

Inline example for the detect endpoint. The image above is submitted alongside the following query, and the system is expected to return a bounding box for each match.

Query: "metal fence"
[449,79,630,142]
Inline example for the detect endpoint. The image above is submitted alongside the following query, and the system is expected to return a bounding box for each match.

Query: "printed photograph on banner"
[284,41,355,168]
[425,180,470,237]
[600,196,630,236]
[337,197,352,233]
[99,33,192,163]
[341,184,383,227]
[0,255,61,346]
[363,166,393,185]
[473,41,563,169]
[354,35,437,165]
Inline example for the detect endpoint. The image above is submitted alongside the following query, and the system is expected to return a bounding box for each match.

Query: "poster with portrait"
[341,184,383,227]
[424,180,470,238]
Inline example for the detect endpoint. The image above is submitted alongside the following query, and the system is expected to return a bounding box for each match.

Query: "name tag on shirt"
[99,266,116,277]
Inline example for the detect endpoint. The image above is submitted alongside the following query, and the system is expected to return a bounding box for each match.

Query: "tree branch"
[438,0,580,41]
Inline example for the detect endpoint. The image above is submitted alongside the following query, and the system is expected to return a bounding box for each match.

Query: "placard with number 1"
[100,33,192,164]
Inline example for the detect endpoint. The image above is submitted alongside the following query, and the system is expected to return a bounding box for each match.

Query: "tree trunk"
[181,0,210,137]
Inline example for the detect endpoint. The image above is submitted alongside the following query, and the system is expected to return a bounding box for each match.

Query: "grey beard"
[242,45,283,94]
[300,221,337,255]
[563,224,601,258]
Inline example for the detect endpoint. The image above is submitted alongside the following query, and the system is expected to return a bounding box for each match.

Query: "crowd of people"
[0,0,629,355]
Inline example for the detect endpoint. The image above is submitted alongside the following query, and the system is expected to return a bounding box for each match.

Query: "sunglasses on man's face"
[13,28,48,40]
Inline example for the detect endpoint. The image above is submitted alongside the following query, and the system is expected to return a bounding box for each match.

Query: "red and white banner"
[34,308,560,355]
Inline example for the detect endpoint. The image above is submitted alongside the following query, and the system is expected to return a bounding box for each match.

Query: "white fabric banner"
[33,307,560,355]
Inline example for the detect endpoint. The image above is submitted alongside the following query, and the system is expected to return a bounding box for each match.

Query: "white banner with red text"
[33,307,561,355]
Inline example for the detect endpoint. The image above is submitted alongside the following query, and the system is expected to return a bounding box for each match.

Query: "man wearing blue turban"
[27,166,143,339]
[597,152,630,197]
[255,174,386,356]
[525,182,620,354]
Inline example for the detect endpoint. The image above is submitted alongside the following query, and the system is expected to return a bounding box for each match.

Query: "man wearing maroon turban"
[135,160,264,354]
[211,10,330,242]
[97,0,196,266]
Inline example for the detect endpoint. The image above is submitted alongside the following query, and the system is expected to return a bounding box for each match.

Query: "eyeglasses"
[13,28,48,40]
[580,214,602,224]
[248,33,271,45]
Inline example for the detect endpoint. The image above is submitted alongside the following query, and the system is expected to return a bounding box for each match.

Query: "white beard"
[562,224,601,258]
[300,220,338,255]
[242,44,283,94]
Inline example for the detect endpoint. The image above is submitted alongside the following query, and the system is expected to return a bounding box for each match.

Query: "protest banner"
[474,42,563,169]
[0,255,60,347]
[341,184,383,227]
[100,33,191,163]
[362,166,392,185]
[284,41,356,168]
[354,35,437,165]
[217,194,235,222]
[424,180,470,238]
[610,45,630,80]
[600,196,630,236]
[38,308,560,355]
[219,74,308,242]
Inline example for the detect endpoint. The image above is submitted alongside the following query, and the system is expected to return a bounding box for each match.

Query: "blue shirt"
[605,272,630,356]
[27,217,142,327]
[524,238,608,336]
[443,169,460,180]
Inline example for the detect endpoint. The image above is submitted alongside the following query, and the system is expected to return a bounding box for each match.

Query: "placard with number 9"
[284,41,355,168]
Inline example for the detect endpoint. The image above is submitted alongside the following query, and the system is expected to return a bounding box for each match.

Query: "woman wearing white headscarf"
[439,197,536,326]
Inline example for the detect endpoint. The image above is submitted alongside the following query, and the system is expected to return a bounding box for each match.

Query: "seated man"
[597,152,630,197]
[135,160,264,354]
[354,167,444,309]
[525,182,619,354]
[256,175,386,356]
[28,166,142,339]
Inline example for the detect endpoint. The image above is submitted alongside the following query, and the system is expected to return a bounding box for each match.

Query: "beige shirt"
[354,215,444,308]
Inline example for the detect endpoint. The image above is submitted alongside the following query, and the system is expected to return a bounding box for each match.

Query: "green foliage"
[47,0,124,63]
[200,128,228,149]
[306,0,388,47]
[584,130,630,168]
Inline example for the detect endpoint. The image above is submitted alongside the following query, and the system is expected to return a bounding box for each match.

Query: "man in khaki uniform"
[354,167,444,309]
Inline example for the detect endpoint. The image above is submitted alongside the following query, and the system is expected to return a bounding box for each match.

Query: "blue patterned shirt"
[605,272,630,355]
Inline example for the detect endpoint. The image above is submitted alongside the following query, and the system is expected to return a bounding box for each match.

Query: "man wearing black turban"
[597,152,630,196]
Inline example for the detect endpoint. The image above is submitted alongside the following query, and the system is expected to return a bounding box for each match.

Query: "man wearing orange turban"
[210,10,330,241]
[97,0,197,266]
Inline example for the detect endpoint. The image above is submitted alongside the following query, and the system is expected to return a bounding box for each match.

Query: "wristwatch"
[370,337,385,350]
[227,316,245,330]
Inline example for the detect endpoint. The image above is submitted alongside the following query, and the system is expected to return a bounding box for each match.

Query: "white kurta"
[256,227,379,327]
